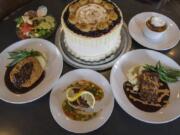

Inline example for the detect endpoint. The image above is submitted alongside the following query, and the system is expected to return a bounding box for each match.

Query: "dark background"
[0,0,179,135]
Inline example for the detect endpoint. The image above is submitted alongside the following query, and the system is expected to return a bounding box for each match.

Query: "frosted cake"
[61,0,123,61]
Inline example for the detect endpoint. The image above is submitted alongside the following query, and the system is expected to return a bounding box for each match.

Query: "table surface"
[0,0,179,135]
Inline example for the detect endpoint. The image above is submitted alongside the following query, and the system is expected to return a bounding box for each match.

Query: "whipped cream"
[76,4,107,24]
[150,16,166,27]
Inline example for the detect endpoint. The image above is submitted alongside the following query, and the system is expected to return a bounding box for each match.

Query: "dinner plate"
[50,69,114,133]
[110,49,180,124]
[0,38,63,104]
[128,12,180,50]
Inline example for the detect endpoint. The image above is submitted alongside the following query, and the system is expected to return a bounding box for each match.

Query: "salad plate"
[15,6,56,39]
[110,49,180,123]
[0,38,63,104]
[50,69,114,133]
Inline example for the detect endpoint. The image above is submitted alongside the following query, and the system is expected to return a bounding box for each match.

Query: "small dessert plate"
[110,49,180,124]
[49,69,114,133]
[128,12,180,50]
[0,39,63,104]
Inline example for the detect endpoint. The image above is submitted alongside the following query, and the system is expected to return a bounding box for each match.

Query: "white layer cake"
[61,0,123,61]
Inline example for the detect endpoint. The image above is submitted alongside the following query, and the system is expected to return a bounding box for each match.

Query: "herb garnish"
[144,61,180,83]
[8,50,42,67]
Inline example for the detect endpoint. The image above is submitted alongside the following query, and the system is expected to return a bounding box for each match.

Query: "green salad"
[15,6,56,39]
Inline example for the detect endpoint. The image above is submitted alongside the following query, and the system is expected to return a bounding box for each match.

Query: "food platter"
[55,23,132,71]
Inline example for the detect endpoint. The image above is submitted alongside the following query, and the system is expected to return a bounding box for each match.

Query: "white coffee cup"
[143,17,167,42]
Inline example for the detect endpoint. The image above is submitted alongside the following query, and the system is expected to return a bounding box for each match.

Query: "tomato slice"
[20,23,33,34]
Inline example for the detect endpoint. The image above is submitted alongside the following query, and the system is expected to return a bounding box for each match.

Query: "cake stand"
[55,23,132,71]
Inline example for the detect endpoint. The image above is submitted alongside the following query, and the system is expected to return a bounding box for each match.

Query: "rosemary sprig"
[144,61,180,83]
[8,49,42,67]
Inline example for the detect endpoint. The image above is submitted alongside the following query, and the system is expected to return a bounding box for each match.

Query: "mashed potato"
[127,65,144,91]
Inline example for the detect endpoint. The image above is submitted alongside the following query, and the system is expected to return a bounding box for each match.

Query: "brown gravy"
[123,81,170,112]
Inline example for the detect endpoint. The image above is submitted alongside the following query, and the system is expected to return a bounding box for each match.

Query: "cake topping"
[65,0,121,33]
[79,0,89,5]
[150,16,166,27]
[76,4,107,24]
[97,21,108,30]
[103,2,114,10]
[109,10,118,21]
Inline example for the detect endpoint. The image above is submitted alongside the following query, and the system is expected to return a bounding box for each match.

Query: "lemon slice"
[66,87,96,109]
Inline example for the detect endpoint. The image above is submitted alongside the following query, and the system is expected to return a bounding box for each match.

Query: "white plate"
[0,38,63,104]
[50,69,114,133]
[128,12,180,50]
[110,49,180,124]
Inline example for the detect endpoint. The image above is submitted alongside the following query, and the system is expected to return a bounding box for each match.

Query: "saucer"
[128,12,180,50]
